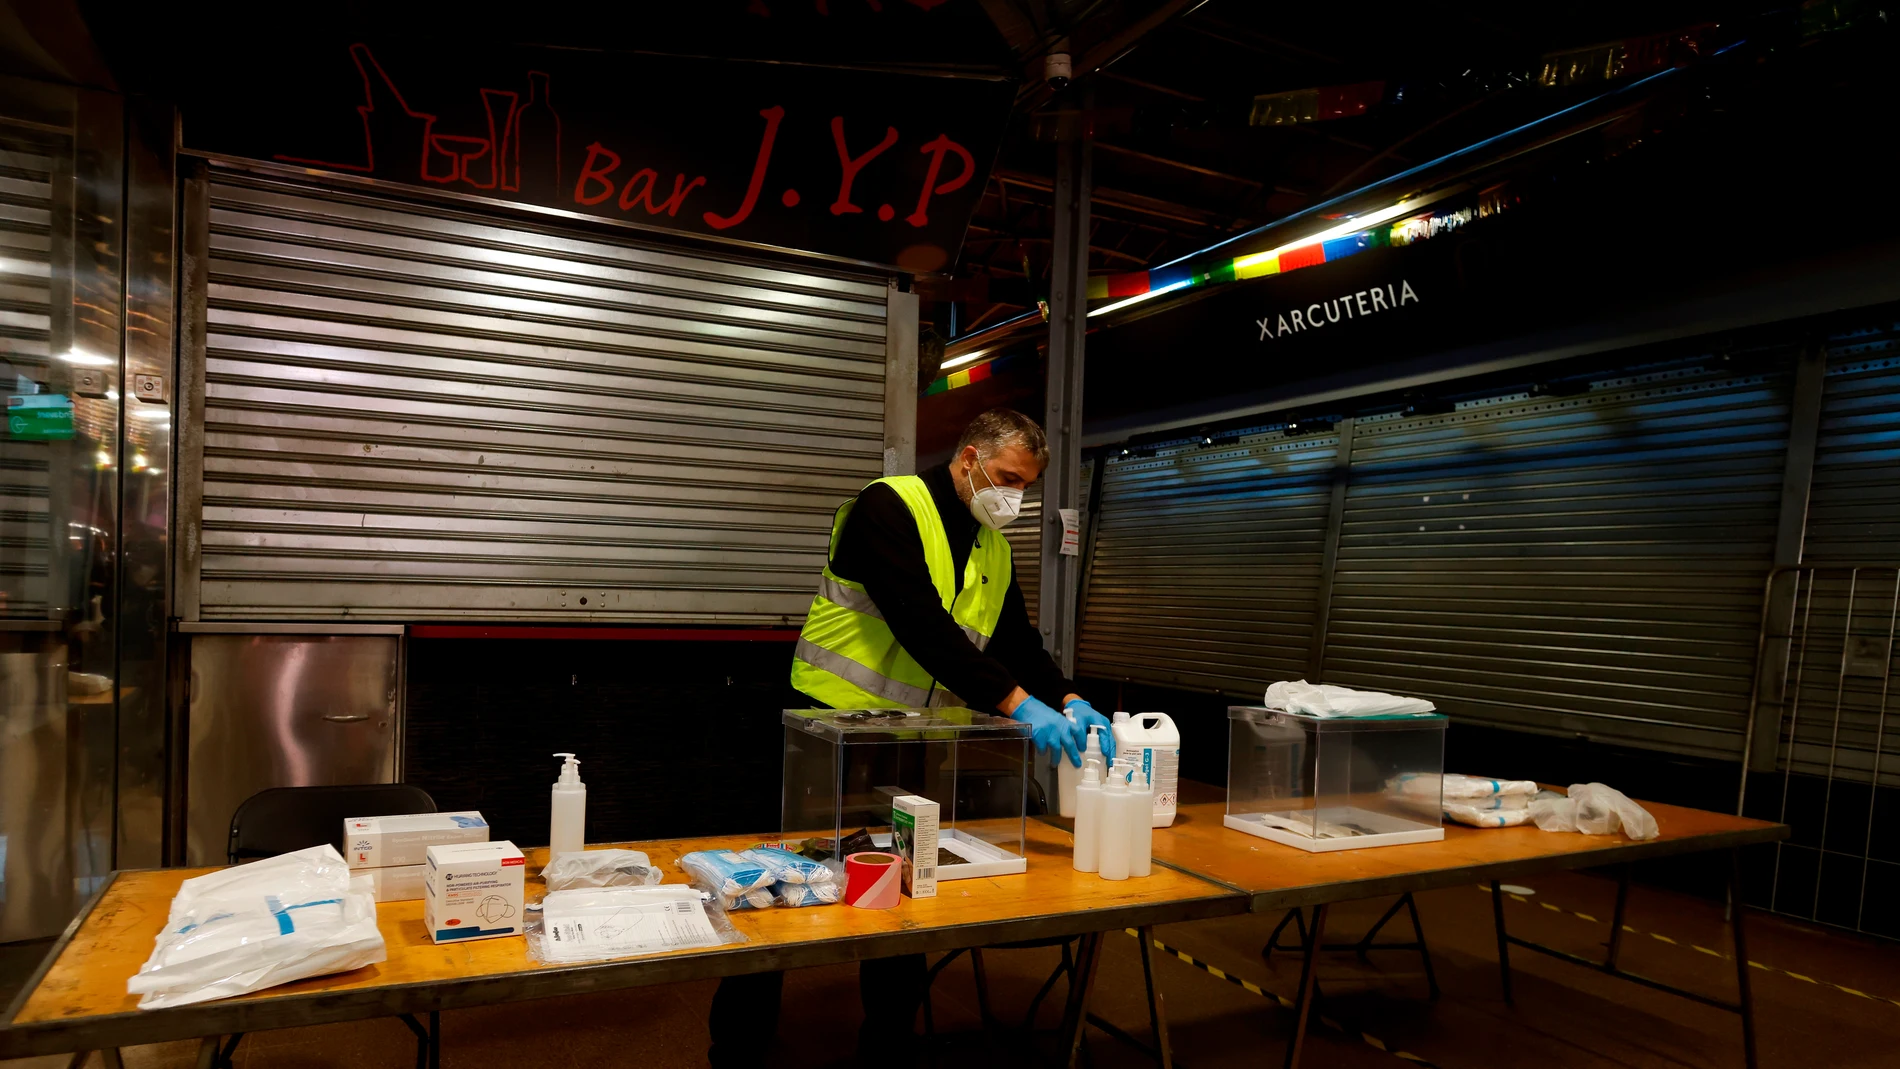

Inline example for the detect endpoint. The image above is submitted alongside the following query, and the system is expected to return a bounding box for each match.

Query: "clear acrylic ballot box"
[1225,706,1449,851]
[781,708,1032,880]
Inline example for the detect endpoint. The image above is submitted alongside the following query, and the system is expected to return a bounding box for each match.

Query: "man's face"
[953,443,1044,505]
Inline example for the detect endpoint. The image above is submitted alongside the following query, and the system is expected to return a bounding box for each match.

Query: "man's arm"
[830,485,1021,711]
[985,572,1082,711]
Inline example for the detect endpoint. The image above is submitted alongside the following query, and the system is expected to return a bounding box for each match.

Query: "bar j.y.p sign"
[182,39,1014,273]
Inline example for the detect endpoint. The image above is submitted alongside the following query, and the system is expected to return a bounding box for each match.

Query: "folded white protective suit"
[1529,783,1659,841]
[1264,680,1436,718]
[128,845,386,1009]
[1443,802,1534,828]
[1395,773,1540,801]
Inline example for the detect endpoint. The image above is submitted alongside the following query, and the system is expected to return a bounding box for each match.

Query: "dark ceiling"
[25,0,1783,340]
[944,0,1778,337]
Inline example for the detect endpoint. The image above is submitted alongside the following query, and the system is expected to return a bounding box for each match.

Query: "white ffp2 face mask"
[967,464,1025,531]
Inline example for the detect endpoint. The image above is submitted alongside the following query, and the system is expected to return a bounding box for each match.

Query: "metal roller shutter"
[1764,325,1900,783]
[1079,429,1339,693]
[1321,362,1792,759]
[1805,327,1900,563]
[192,169,889,622]
[1003,481,1042,627]
[0,131,58,619]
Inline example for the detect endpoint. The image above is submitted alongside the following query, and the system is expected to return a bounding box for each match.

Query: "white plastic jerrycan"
[1112,712,1180,828]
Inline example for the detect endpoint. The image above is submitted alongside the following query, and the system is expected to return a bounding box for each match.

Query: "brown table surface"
[1146,799,1788,911]
[0,820,1244,1059]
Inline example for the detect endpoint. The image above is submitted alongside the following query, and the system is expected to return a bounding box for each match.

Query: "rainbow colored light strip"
[1087,228,1383,301]
[1084,193,1510,313]
[923,352,1024,396]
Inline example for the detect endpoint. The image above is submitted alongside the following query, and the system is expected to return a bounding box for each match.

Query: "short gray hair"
[955,408,1049,465]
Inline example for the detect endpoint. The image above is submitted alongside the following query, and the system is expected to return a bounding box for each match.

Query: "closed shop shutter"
[0,131,58,619]
[191,169,889,622]
[1767,325,1900,782]
[1078,429,1340,693]
[1003,481,1042,627]
[1321,362,1792,759]
[1805,327,1900,563]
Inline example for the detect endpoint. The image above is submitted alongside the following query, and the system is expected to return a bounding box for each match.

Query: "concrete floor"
[5,866,1897,1069]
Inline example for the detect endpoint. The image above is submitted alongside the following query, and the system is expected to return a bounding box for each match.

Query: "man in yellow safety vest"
[708,407,1115,1068]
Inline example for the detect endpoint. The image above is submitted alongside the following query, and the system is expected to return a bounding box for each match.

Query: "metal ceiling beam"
[995,167,1237,229]
[1093,140,1267,188]
[1017,0,1214,110]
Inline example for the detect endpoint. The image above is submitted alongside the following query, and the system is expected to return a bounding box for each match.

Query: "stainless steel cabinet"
[184,630,401,865]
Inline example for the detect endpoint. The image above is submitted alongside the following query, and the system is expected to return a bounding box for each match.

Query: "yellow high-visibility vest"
[790,475,1012,709]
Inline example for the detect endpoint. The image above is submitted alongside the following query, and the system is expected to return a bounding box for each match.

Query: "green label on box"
[7,394,75,441]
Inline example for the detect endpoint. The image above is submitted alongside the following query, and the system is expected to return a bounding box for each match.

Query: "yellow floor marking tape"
[1122,929,1440,1069]
[1478,885,1900,1009]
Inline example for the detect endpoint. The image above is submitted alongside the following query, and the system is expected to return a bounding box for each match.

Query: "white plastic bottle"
[1059,723,1107,817]
[1071,764,1104,873]
[549,752,587,861]
[1128,770,1154,878]
[1113,712,1181,828]
[1099,774,1131,881]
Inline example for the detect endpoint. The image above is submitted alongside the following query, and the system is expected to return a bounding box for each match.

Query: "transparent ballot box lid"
[781,708,1032,881]
[1224,705,1449,852]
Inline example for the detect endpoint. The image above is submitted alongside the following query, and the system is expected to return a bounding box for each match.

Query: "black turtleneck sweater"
[824,463,1075,711]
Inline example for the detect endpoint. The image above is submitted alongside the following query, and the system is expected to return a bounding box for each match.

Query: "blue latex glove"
[1012,695,1083,767]
[1065,699,1116,761]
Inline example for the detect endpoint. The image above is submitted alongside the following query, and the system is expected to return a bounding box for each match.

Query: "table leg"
[1606,866,1632,970]
[97,1051,125,1069]
[1283,902,1328,1069]
[429,1010,441,1069]
[1136,925,1174,1069]
[1730,850,1759,1069]
[1063,932,1106,1069]
[1490,880,1514,1007]
[1402,892,1441,1000]
[194,1038,218,1069]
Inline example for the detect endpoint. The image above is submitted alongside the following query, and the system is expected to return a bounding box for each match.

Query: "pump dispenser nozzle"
[554,752,582,786]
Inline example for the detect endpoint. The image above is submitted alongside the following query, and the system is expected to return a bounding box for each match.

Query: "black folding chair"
[197,784,442,1069]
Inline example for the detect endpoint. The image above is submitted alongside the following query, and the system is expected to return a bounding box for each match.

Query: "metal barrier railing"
[1739,565,1900,935]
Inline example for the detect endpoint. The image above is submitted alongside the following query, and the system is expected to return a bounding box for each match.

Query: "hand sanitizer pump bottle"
[549,752,587,861]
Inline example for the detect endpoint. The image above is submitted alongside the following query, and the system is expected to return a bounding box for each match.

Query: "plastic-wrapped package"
[742,846,834,886]
[127,845,385,1009]
[774,880,841,907]
[680,850,779,910]
[1264,680,1436,718]
[1530,784,1659,840]
[1395,773,1540,801]
[1443,802,1534,828]
[541,849,662,892]
[526,886,744,964]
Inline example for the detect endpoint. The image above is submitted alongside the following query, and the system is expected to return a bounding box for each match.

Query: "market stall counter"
[0,820,1245,1063]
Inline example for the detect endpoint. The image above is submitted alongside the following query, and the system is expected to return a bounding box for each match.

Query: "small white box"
[424,841,525,943]
[364,864,427,903]
[892,795,939,900]
[344,811,488,868]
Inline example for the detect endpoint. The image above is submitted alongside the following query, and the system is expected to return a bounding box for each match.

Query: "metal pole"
[1748,343,1826,773]
[1041,87,1092,677]
[1306,417,1355,680]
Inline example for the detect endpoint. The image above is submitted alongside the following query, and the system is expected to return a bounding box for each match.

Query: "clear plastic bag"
[541,849,663,892]
[680,850,780,909]
[1530,784,1658,840]
[742,846,834,886]
[127,845,386,1009]
[774,880,841,907]
[525,886,744,965]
